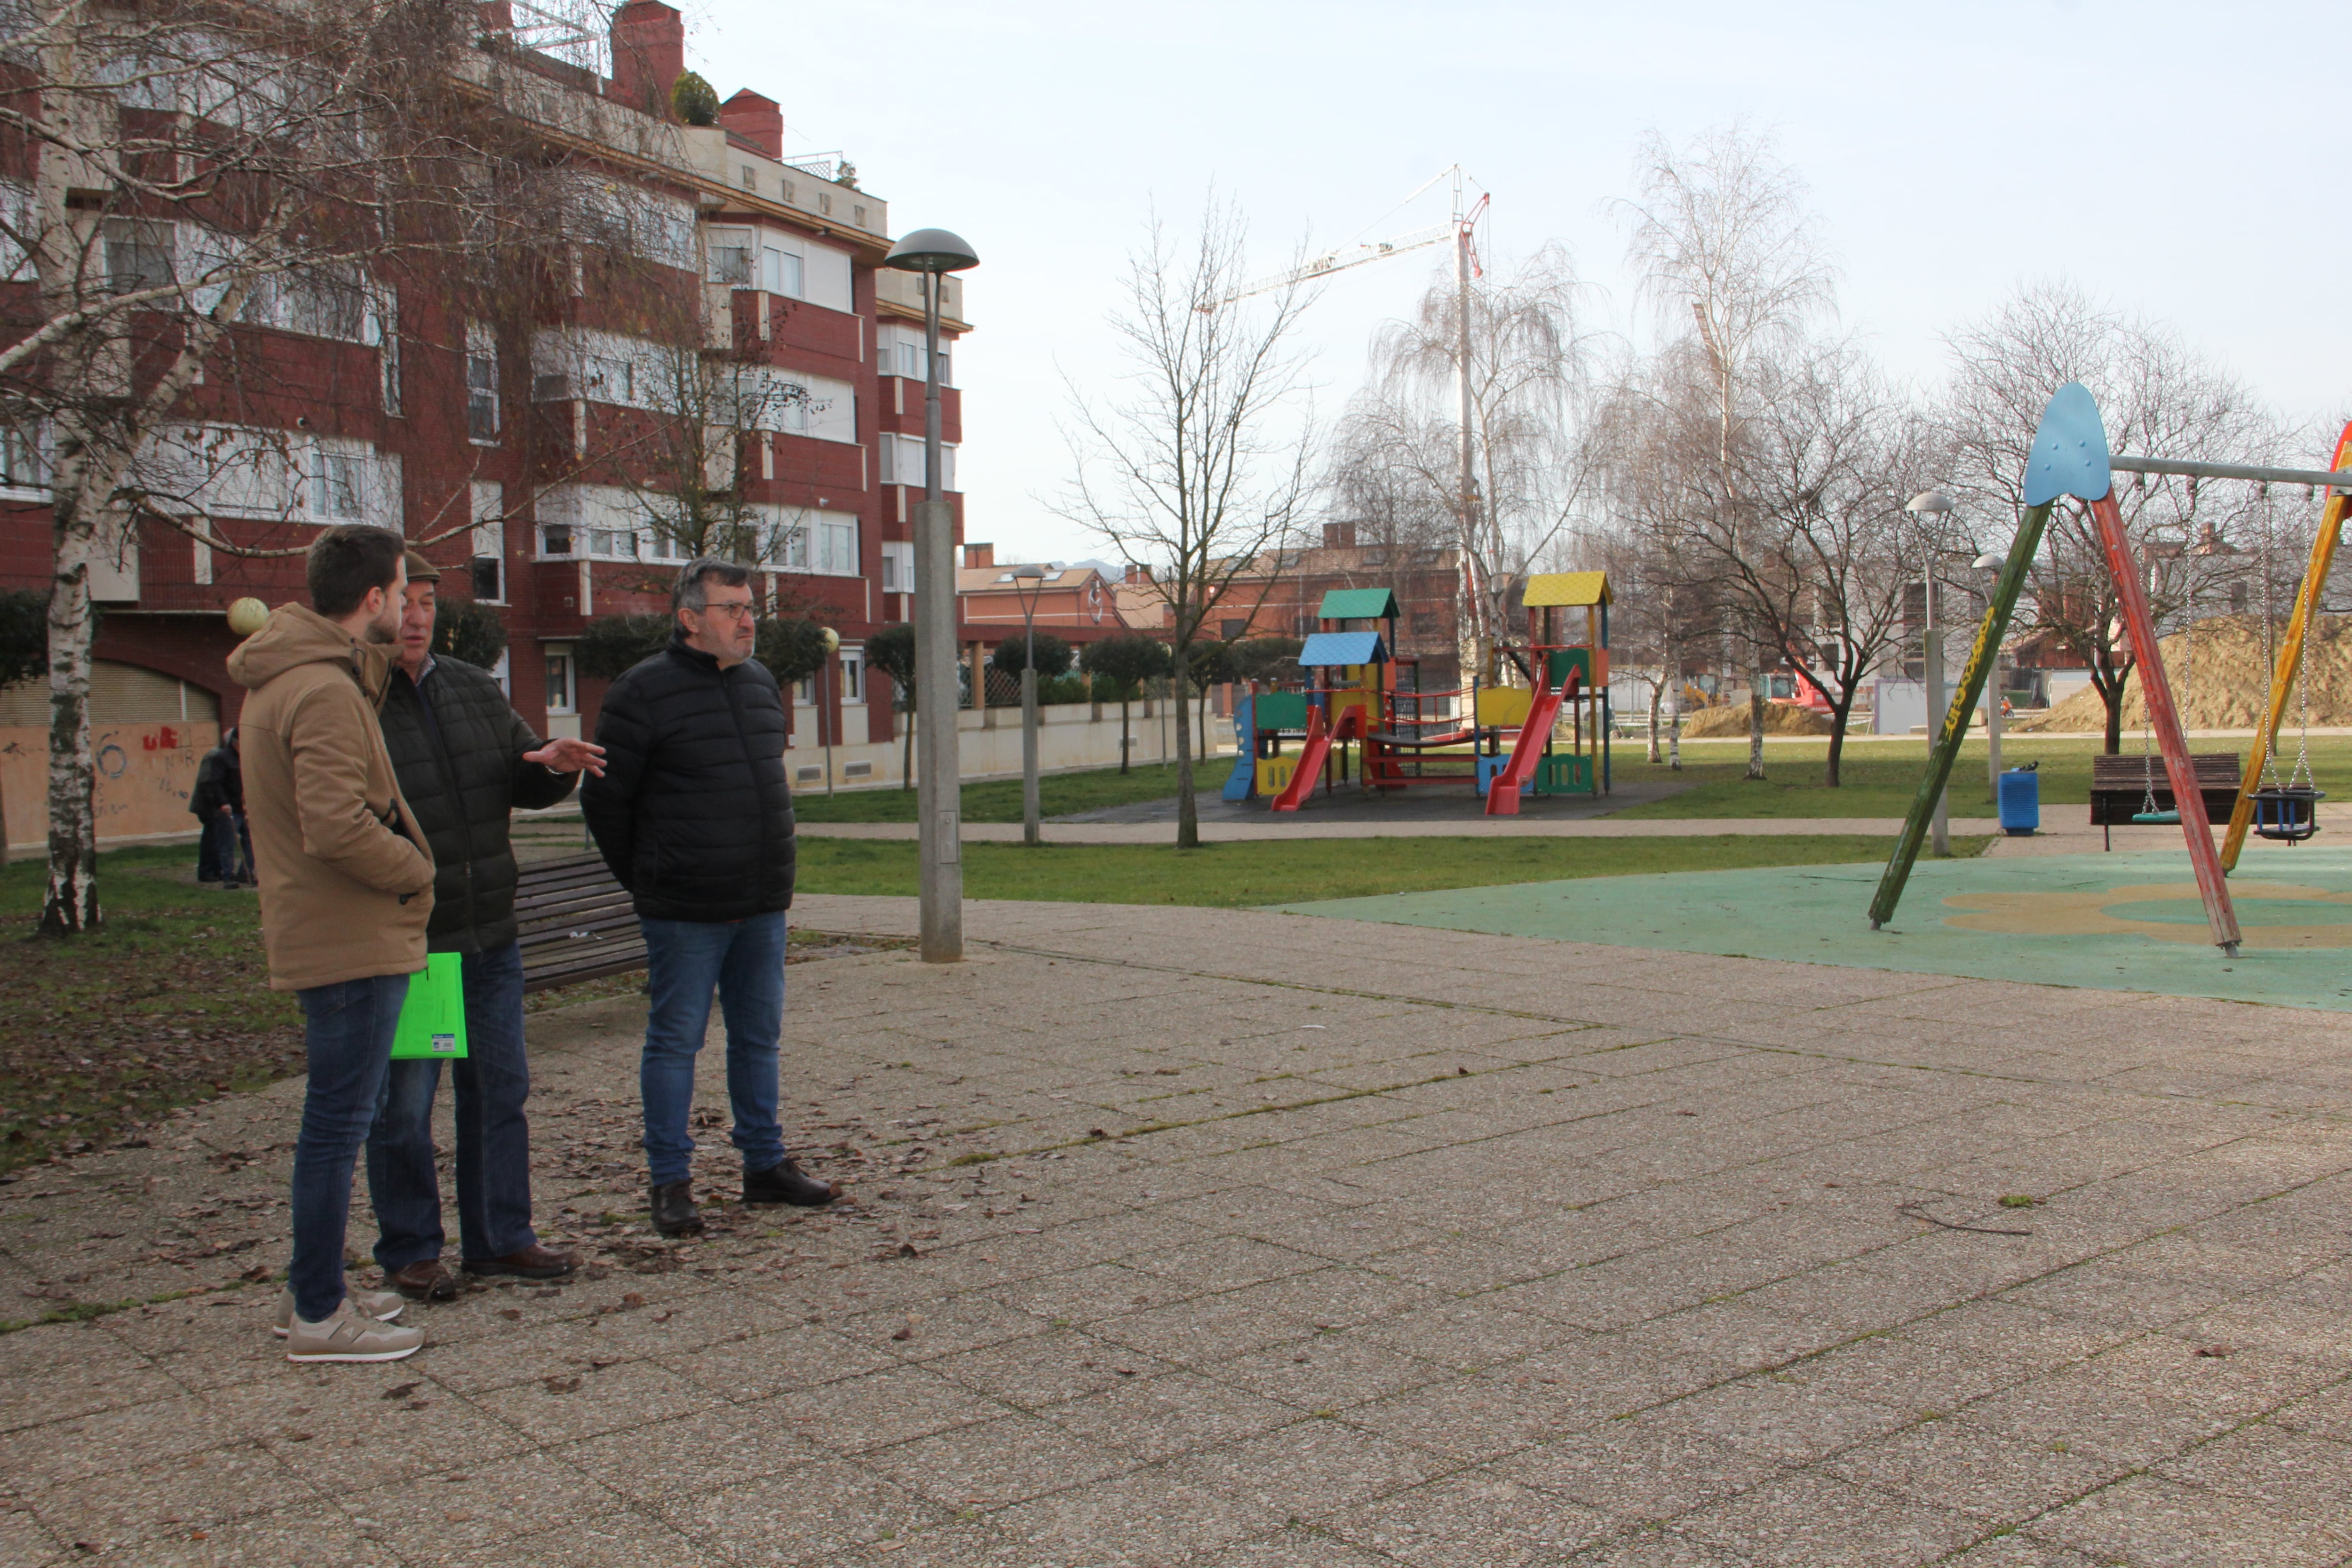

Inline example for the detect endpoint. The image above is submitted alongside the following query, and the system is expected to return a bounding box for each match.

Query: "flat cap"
[403,549,441,583]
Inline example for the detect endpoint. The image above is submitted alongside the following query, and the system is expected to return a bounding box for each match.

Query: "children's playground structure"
[1221,577,1614,816]
[1870,382,2352,956]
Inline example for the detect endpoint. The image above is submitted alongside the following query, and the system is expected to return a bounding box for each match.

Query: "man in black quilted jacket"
[370,553,605,1300]
[581,557,835,1237]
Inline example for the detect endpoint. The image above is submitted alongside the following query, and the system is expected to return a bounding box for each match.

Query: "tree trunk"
[1745,685,1766,781]
[1665,655,1681,771]
[1172,648,1197,848]
[1825,691,1855,787]
[41,490,99,934]
[1646,675,1663,764]
[2101,677,2124,755]
[1118,694,1131,774]
[899,699,914,789]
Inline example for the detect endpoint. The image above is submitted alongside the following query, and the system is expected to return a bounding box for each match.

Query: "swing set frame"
[1867,383,2251,954]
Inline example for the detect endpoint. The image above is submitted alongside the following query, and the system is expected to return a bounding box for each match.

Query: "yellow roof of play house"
[1523,572,1611,608]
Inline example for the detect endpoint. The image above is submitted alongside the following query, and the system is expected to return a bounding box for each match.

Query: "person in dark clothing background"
[581,557,834,1238]
[368,552,605,1301]
[189,727,253,887]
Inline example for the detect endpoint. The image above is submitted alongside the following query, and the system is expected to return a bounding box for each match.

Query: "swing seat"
[2251,786,2325,843]
[2130,810,2180,825]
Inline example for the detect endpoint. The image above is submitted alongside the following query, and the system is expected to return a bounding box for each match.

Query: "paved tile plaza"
[2,895,2349,1565]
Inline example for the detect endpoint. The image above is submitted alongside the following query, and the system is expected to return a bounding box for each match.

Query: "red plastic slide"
[1483,669,1579,817]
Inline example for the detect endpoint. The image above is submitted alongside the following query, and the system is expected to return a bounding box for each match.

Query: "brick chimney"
[608,0,684,117]
[1125,563,1152,583]
[1323,520,1357,549]
[964,542,993,569]
[719,89,781,159]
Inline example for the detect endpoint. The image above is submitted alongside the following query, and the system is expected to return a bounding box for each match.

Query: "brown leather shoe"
[388,1259,458,1302]
[461,1243,577,1281]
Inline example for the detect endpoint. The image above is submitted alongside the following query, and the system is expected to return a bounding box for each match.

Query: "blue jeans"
[366,942,538,1270]
[639,912,788,1186]
[289,972,410,1322]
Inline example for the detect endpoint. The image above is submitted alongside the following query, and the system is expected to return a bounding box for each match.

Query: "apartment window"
[0,421,47,490]
[877,433,956,491]
[104,218,174,294]
[1221,619,1248,640]
[544,647,574,715]
[740,165,757,191]
[888,332,950,386]
[706,227,753,287]
[309,446,363,521]
[471,481,505,602]
[880,541,914,593]
[840,648,865,704]
[762,246,803,299]
[465,322,499,441]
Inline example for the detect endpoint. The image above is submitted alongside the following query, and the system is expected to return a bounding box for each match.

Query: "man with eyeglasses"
[581,558,835,1237]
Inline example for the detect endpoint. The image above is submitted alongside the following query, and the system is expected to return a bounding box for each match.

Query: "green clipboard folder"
[389,953,469,1060]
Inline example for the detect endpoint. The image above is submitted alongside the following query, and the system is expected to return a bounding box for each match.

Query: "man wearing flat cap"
[367,550,604,1301]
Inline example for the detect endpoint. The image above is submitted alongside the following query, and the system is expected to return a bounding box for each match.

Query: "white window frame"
[878,432,957,492]
[465,321,499,442]
[880,541,914,594]
[471,480,505,603]
[543,643,575,716]
[839,646,866,705]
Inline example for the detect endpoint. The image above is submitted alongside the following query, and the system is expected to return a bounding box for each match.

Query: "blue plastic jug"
[1997,767,2040,837]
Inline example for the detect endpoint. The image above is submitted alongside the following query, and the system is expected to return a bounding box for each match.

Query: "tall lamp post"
[1972,551,2006,794]
[883,227,980,963]
[1012,565,1046,846]
[1906,491,1954,857]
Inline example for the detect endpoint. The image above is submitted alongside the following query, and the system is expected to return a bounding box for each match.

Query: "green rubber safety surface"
[1271,846,2352,1012]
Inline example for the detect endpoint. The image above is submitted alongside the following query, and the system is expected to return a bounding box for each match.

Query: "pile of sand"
[1676,700,1837,739]
[2012,614,2352,732]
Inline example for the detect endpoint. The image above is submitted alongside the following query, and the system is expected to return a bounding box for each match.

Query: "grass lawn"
[1605,735,2352,820]
[792,760,1206,824]
[0,845,302,1177]
[796,832,1983,908]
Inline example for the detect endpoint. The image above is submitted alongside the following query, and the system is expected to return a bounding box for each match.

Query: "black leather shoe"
[744,1158,835,1207]
[649,1179,704,1237]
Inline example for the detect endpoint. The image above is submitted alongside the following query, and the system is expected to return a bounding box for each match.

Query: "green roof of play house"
[1318,588,1400,621]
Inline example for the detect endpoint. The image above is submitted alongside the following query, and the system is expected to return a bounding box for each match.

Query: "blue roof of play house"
[1298,631,1386,668]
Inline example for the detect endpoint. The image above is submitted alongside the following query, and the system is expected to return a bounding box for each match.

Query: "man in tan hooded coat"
[228,524,436,1362]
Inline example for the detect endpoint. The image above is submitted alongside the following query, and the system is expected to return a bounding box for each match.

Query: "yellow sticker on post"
[389,953,469,1060]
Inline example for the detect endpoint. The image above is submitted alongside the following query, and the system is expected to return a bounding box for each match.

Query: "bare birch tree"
[1326,244,1597,686]
[1617,122,1836,781]
[0,0,500,932]
[1056,199,1312,847]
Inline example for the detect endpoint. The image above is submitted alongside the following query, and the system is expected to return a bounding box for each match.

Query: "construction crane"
[1214,166,1494,672]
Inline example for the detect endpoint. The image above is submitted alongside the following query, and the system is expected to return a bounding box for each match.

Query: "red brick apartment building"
[0,0,977,844]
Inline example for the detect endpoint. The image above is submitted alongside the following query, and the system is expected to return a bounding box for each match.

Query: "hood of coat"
[226,603,393,703]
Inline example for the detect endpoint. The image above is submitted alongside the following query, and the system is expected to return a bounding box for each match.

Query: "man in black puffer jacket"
[582,557,834,1238]
[369,553,606,1301]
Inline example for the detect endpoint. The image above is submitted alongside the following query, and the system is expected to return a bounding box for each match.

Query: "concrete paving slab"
[3,897,2349,1564]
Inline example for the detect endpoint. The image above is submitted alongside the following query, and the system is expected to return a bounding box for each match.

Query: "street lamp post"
[1012,565,1046,846]
[883,228,980,963]
[1972,551,2006,794]
[1907,491,1954,857]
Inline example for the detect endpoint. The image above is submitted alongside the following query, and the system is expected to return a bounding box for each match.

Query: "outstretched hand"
[525,736,607,777]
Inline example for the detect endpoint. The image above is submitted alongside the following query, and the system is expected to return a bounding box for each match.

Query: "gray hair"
[673,557,754,613]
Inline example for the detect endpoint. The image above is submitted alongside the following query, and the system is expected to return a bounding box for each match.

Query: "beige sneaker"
[271,1287,404,1338]
[284,1300,424,1363]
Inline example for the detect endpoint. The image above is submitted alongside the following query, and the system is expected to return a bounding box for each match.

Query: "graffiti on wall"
[0,722,218,851]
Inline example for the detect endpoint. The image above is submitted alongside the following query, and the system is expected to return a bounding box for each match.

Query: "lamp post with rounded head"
[1906,491,1954,855]
[883,228,979,963]
[1012,565,1047,845]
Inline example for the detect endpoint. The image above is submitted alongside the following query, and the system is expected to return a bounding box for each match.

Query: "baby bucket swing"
[2249,485,2324,841]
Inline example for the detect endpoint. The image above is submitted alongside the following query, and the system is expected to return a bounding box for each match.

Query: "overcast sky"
[682,0,2352,565]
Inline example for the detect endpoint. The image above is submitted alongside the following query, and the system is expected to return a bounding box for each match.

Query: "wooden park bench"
[2087,752,2241,851]
[515,852,644,993]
